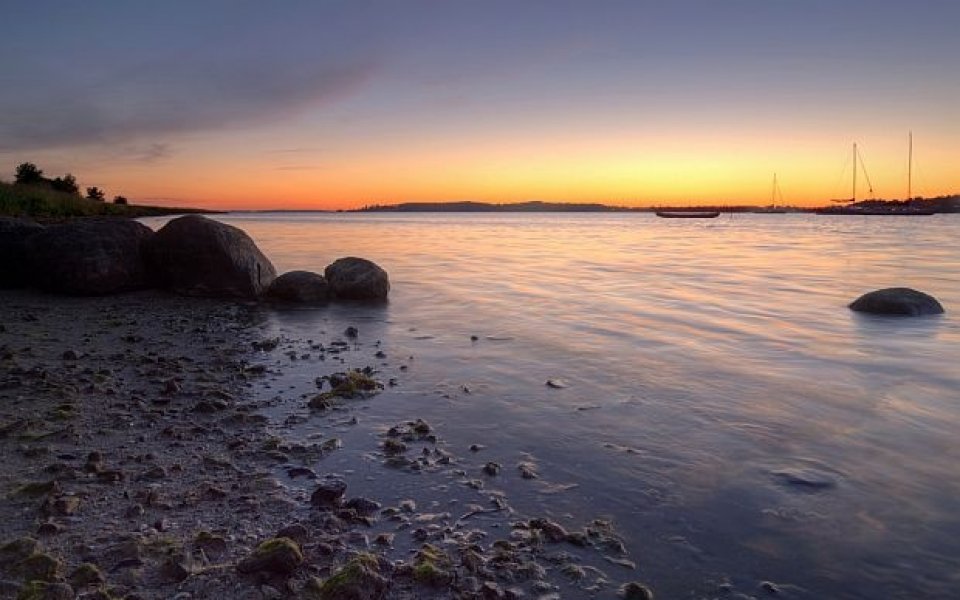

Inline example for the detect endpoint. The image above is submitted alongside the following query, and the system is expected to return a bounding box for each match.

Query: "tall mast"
[907,131,913,201]
[772,173,776,206]
[852,142,857,203]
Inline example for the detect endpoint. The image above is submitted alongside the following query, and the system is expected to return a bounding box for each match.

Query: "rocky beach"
[0,216,650,600]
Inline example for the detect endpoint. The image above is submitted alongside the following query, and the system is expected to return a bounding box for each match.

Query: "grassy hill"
[0,181,214,220]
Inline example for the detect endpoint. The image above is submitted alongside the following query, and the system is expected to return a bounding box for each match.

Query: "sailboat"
[816,135,935,216]
[752,173,787,213]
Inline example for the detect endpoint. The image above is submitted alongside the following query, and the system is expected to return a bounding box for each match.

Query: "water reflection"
[143,212,960,598]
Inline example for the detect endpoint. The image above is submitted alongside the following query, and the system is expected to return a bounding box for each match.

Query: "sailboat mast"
[852,142,857,203]
[772,173,777,206]
[907,131,913,201]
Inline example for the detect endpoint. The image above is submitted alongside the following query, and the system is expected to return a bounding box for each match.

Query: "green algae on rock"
[312,553,390,600]
[236,537,303,576]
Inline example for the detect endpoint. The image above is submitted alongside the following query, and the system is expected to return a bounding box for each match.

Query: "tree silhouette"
[85,186,105,201]
[113,195,128,205]
[51,173,80,195]
[15,162,44,185]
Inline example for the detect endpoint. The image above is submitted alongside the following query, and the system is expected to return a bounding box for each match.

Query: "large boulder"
[145,215,276,298]
[0,217,44,288]
[849,287,944,316]
[325,257,389,301]
[264,270,330,304]
[26,219,154,295]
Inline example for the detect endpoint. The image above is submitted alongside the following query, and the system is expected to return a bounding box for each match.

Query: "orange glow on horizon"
[25,128,959,211]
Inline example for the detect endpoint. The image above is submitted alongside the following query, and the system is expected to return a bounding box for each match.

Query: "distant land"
[0,181,216,221]
[353,197,960,214]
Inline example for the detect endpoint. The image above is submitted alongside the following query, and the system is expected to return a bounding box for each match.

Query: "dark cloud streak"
[0,52,376,152]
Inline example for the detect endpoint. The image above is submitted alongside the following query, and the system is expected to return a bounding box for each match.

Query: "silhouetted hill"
[355,201,633,212]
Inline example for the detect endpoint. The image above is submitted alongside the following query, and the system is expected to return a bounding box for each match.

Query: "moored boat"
[816,135,935,216]
[655,211,721,219]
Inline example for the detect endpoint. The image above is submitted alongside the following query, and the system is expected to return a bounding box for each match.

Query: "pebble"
[310,478,347,508]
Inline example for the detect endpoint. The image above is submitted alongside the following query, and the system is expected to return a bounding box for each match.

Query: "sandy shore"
[0,290,644,600]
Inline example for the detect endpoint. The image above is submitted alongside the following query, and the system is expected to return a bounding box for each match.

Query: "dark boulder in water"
[325,257,389,301]
[0,217,44,288]
[849,287,944,316]
[264,270,330,303]
[145,215,276,298]
[27,219,153,295]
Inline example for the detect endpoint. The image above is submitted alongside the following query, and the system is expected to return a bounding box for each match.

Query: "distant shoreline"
[347,197,960,214]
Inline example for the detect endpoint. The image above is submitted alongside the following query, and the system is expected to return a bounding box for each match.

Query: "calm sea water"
[150,212,960,598]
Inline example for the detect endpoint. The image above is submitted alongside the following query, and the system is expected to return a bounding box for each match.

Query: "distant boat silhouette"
[816,136,935,216]
[752,173,787,213]
[655,210,720,219]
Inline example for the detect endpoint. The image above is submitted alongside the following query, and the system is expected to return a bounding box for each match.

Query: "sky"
[1,1,958,209]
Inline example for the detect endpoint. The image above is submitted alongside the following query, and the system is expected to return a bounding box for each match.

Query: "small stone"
[194,531,229,558]
[344,497,382,516]
[529,518,568,543]
[382,438,407,456]
[760,581,781,594]
[310,478,347,509]
[619,581,654,600]
[545,379,567,389]
[517,462,538,479]
[483,462,501,476]
[70,562,106,588]
[138,465,167,481]
[45,495,80,516]
[61,350,78,361]
[345,326,359,338]
[274,524,309,545]
[36,522,64,536]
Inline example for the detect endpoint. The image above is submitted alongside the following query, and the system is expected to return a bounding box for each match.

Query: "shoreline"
[0,289,646,599]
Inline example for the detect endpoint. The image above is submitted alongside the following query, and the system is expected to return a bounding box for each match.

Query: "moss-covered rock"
[69,562,105,588]
[410,544,453,587]
[12,481,60,498]
[313,370,382,404]
[14,552,62,582]
[312,553,389,600]
[16,581,74,600]
[0,537,39,565]
[236,537,303,576]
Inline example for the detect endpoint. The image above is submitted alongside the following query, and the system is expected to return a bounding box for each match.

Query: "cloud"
[0,54,376,152]
[121,143,173,163]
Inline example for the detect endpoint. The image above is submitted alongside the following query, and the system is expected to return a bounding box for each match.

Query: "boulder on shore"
[325,257,389,301]
[849,287,944,316]
[264,270,330,304]
[145,215,276,298]
[0,217,44,288]
[26,219,154,295]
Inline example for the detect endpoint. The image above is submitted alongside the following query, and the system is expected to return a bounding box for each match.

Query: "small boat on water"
[655,211,721,219]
